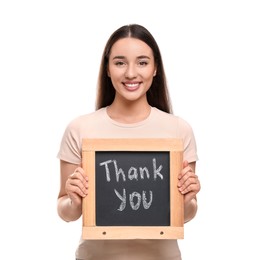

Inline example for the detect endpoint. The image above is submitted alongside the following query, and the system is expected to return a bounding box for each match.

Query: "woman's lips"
[123,82,140,91]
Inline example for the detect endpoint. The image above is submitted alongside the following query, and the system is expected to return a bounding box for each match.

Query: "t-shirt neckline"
[103,106,154,128]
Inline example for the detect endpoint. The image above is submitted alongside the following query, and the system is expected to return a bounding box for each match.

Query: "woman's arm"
[178,161,201,223]
[57,160,88,222]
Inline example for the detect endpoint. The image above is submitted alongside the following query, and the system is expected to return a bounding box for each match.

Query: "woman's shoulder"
[152,107,190,123]
[152,107,194,134]
[67,108,105,127]
[67,108,105,130]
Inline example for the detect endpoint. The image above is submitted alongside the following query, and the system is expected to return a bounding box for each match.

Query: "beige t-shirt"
[57,107,198,260]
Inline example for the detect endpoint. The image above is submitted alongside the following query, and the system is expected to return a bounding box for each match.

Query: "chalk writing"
[99,158,163,211]
[114,189,153,211]
[99,158,164,182]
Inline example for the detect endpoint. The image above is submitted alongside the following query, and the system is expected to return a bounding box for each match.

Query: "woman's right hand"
[65,167,89,206]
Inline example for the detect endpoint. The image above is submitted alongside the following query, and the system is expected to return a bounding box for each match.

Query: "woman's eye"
[138,61,148,66]
[115,61,125,66]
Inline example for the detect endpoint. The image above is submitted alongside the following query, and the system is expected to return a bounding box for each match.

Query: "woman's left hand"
[178,160,200,205]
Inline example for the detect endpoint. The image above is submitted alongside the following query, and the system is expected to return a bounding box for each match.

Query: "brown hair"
[95,24,172,114]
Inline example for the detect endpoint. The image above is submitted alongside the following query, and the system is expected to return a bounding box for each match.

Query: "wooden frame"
[82,138,184,240]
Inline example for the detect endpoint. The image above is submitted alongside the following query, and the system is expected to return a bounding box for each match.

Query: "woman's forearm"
[184,198,198,223]
[57,195,82,222]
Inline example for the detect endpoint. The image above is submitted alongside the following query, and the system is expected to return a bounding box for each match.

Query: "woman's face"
[107,37,156,104]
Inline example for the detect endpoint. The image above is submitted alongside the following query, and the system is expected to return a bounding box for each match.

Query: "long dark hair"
[95,24,172,114]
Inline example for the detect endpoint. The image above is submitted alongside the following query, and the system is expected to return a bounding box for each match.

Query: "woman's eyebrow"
[112,55,151,60]
[112,55,126,60]
[137,55,151,59]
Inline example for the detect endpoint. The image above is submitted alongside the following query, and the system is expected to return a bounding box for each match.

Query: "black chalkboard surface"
[96,151,170,226]
[82,138,184,240]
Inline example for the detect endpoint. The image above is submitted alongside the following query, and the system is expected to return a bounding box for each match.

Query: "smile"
[123,82,140,91]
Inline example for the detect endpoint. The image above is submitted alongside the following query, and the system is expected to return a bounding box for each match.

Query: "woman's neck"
[107,101,151,124]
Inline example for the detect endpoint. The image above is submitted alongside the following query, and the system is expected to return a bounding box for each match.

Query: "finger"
[178,161,193,180]
[180,174,198,189]
[66,180,88,198]
[69,182,88,197]
[70,168,88,184]
[179,177,200,195]
[178,170,195,187]
[183,160,189,169]
[74,166,84,174]
[67,174,89,197]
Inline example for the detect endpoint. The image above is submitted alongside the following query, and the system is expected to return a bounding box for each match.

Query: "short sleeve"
[57,118,82,164]
[177,117,199,163]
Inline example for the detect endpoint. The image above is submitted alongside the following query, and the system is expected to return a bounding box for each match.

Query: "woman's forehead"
[110,38,153,58]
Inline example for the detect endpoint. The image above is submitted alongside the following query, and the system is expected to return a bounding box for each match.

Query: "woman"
[57,24,200,260]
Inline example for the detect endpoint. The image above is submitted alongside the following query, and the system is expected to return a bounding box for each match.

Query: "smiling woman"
[57,24,200,260]
[109,38,156,90]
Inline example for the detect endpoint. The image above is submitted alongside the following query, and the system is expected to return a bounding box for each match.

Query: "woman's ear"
[153,69,157,76]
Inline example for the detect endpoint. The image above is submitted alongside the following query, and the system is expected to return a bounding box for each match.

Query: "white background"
[1,0,256,259]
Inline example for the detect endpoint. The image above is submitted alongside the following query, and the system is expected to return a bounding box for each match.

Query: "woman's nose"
[125,65,137,78]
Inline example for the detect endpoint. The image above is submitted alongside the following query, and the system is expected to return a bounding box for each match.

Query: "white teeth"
[125,83,139,88]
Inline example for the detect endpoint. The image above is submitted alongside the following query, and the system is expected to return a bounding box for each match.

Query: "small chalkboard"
[82,138,184,240]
